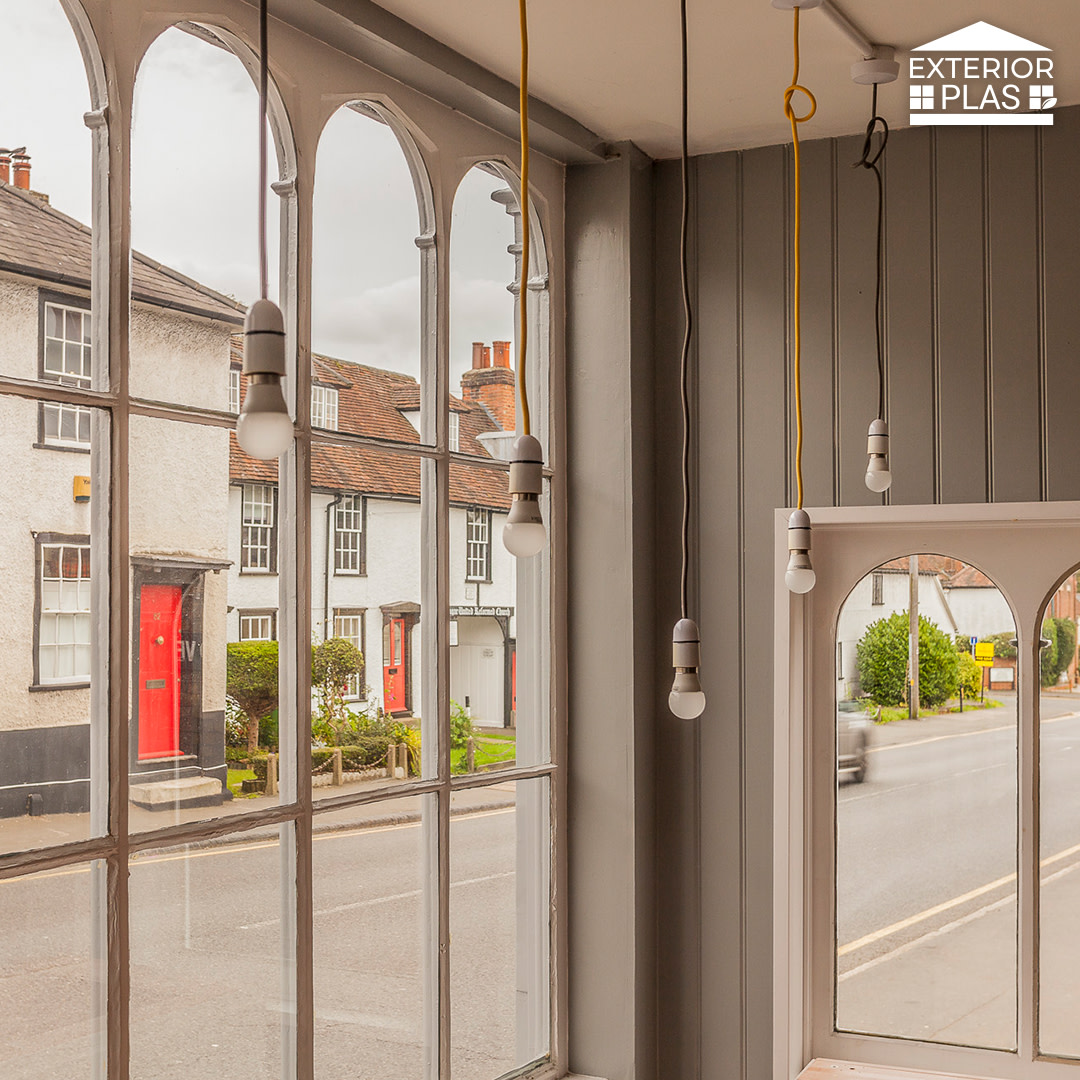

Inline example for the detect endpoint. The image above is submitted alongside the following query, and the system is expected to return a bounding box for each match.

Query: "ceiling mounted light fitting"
[235,0,292,461]
[853,79,892,494]
[780,1,817,593]
[502,0,547,559]
[852,45,900,85]
[668,0,705,720]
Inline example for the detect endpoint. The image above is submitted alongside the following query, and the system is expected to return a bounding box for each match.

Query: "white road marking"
[867,709,1080,756]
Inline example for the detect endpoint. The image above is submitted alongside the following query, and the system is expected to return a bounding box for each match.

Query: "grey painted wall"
[646,106,1080,1080]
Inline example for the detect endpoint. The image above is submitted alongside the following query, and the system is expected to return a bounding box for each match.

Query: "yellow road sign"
[976,658,994,667]
[974,642,995,660]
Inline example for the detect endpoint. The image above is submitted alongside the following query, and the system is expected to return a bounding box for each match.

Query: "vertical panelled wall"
[652,105,1080,1080]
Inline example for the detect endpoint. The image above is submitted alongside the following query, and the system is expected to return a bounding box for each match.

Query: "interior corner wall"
[653,105,1080,1080]
[566,143,657,1080]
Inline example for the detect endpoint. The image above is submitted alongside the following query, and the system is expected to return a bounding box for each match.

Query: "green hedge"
[240,737,393,781]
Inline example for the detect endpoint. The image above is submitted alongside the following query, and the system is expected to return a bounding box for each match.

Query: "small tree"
[226,641,279,754]
[957,651,983,699]
[856,611,959,709]
[1054,615,1077,686]
[311,636,365,735]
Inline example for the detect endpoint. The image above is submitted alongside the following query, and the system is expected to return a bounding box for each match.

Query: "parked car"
[837,700,875,783]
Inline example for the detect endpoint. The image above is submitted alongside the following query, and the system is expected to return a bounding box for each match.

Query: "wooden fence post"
[266,753,278,797]
[466,736,475,773]
[332,747,343,786]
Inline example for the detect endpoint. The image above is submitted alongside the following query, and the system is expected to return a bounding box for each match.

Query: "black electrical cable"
[258,0,269,302]
[853,82,888,421]
[678,0,692,621]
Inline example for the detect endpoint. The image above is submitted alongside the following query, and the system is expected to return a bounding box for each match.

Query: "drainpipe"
[325,494,344,639]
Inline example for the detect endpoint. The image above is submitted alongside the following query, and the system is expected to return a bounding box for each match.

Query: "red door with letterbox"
[138,583,182,760]
[383,616,407,714]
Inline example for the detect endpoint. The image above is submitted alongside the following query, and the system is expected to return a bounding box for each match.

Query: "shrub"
[1040,617,1060,688]
[983,631,1017,660]
[450,700,475,749]
[1054,615,1077,685]
[312,637,364,729]
[957,651,983,699]
[856,611,959,709]
[226,642,279,753]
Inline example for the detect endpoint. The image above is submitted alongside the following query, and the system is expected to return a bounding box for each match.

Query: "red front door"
[383,617,407,714]
[138,584,182,760]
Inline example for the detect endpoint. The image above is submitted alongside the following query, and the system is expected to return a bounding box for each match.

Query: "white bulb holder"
[864,418,892,493]
[785,508,816,593]
[502,434,546,557]
[237,298,292,459]
[771,0,822,8]
[670,618,706,720]
[852,47,899,85]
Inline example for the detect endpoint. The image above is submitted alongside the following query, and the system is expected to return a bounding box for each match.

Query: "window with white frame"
[36,539,91,685]
[238,610,276,641]
[42,300,92,386]
[333,609,365,698]
[241,483,276,572]
[311,384,338,429]
[449,410,460,452]
[466,507,491,582]
[39,401,92,450]
[228,366,241,414]
[3,21,560,1080]
[776,505,1080,1080]
[334,494,364,574]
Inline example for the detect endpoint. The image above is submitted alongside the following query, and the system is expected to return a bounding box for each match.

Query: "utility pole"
[909,554,919,718]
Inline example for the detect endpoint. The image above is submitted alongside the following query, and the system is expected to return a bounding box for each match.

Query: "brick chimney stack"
[461,340,515,431]
[0,151,10,185]
[12,151,30,191]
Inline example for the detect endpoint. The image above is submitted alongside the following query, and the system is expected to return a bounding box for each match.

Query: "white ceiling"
[367,0,1080,158]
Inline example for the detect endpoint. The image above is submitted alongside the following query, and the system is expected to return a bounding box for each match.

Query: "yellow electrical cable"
[518,0,532,437]
[782,7,815,510]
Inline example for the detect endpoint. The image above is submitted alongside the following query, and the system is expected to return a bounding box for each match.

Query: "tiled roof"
[0,181,244,323]
[230,340,511,512]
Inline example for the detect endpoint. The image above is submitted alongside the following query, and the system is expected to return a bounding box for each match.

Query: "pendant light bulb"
[864,418,891,493]
[670,618,706,720]
[502,434,546,558]
[785,508,816,594]
[236,298,292,460]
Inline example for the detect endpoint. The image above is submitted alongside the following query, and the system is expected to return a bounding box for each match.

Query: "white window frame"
[239,610,276,641]
[228,366,241,414]
[311,383,338,430]
[465,507,491,582]
[332,609,365,699]
[449,410,460,452]
[774,501,1080,1080]
[40,400,93,450]
[333,494,364,575]
[36,539,92,686]
[42,300,92,386]
[241,482,276,573]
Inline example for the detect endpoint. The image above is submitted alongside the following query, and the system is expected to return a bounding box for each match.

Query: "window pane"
[834,554,1017,1049]
[129,25,276,409]
[0,397,107,855]
[313,797,432,1079]
[129,827,290,1077]
[451,778,550,1079]
[0,862,105,1079]
[1038,571,1080,1056]
[130,414,285,828]
[450,167,519,460]
[311,443,433,794]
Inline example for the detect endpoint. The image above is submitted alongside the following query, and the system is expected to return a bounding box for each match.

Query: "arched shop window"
[776,505,1080,1080]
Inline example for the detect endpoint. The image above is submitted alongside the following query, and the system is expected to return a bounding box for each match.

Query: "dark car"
[837,700,874,783]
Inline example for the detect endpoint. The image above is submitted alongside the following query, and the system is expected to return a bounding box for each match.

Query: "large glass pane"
[313,796,433,1079]
[129,24,275,409]
[129,414,288,826]
[1038,570,1080,1056]
[313,104,424,418]
[0,861,105,1078]
[834,554,1017,1049]
[449,166,518,460]
[310,442,433,793]
[130,826,290,1077]
[0,396,108,856]
[451,778,550,1079]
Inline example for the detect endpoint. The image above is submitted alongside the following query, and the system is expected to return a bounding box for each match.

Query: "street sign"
[970,636,977,652]
[976,658,994,668]
[974,641,994,661]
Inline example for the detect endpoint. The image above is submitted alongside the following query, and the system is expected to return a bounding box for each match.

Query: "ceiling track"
[820,0,880,59]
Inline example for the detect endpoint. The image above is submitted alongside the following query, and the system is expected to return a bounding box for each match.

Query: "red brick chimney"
[12,152,30,191]
[461,340,515,431]
[0,152,10,185]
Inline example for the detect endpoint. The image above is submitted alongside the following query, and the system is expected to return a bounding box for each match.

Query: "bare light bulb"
[670,618,706,719]
[502,434,546,558]
[236,298,292,459]
[864,418,891,493]
[786,508,816,594]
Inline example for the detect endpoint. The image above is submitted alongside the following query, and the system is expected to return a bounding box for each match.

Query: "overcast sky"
[1,2,516,393]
